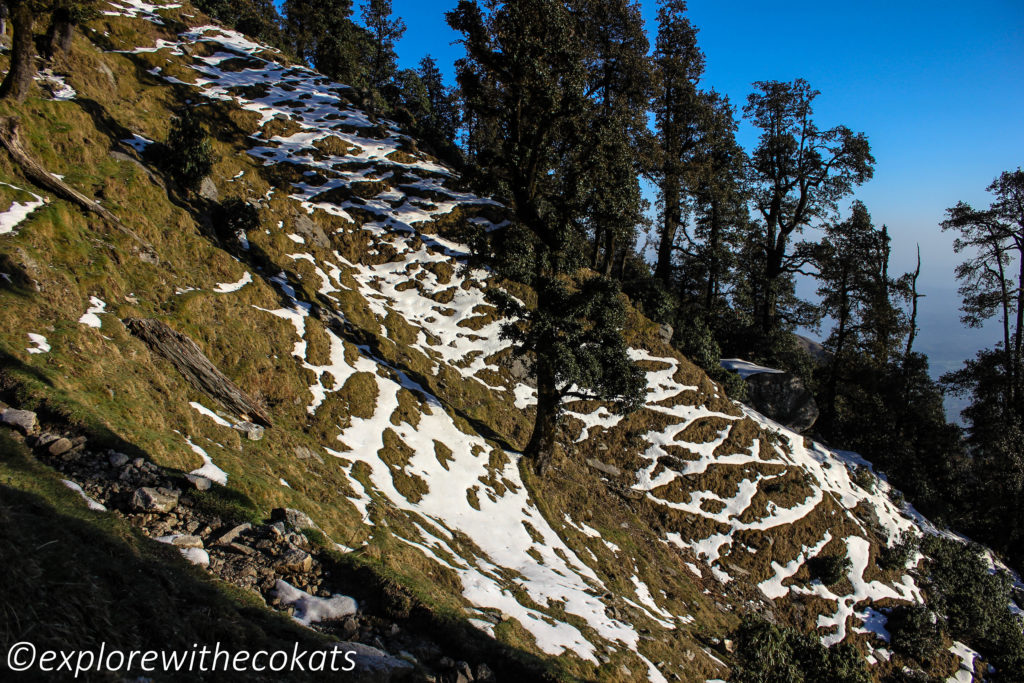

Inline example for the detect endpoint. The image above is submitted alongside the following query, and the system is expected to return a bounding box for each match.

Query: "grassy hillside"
[0,2,1002,682]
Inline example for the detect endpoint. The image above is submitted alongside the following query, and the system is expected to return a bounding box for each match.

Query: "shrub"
[879,530,920,571]
[210,198,260,248]
[807,553,852,586]
[164,109,215,191]
[729,616,870,683]
[851,465,876,492]
[887,604,944,662]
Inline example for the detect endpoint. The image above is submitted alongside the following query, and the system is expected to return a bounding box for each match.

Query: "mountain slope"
[0,3,1008,682]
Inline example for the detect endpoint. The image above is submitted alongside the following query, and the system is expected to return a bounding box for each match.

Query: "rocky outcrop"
[744,371,819,433]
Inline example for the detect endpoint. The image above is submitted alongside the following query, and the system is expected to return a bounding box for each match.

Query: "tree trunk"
[655,174,680,282]
[44,8,74,60]
[524,352,560,476]
[704,199,721,312]
[0,1,36,102]
[602,230,616,278]
[904,246,921,360]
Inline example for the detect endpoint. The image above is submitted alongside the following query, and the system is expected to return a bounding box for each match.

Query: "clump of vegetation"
[887,604,944,663]
[919,536,1024,677]
[211,198,260,248]
[850,464,876,492]
[729,616,870,683]
[878,530,919,571]
[807,553,852,586]
[163,109,216,191]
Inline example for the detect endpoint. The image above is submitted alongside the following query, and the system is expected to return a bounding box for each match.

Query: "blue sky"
[382,0,1023,379]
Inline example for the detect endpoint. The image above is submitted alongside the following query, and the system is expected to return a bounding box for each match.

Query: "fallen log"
[124,318,272,427]
[0,116,152,250]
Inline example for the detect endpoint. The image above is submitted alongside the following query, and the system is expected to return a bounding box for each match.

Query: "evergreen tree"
[650,0,705,283]
[448,0,645,474]
[361,0,406,108]
[417,56,460,144]
[193,0,284,48]
[42,1,99,60]
[742,79,874,343]
[283,0,370,89]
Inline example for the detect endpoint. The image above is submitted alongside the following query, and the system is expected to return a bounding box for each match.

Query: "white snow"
[78,296,107,328]
[62,480,106,511]
[185,437,227,485]
[719,358,785,379]
[0,182,45,235]
[189,401,231,427]
[274,579,357,626]
[213,271,252,293]
[122,134,153,153]
[26,333,50,355]
[948,641,979,683]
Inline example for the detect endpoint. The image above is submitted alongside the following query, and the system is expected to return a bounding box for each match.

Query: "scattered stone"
[585,458,622,478]
[475,663,496,682]
[228,542,256,556]
[277,548,313,573]
[293,445,324,464]
[36,433,59,447]
[2,408,38,434]
[657,323,674,344]
[169,535,204,549]
[48,438,73,456]
[131,487,179,513]
[216,522,252,546]
[199,176,218,201]
[109,451,130,467]
[271,507,316,531]
[185,473,213,491]
[233,421,264,441]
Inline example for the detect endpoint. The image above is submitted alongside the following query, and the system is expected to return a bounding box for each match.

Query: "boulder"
[277,548,313,573]
[199,176,218,201]
[743,371,819,433]
[657,323,674,344]
[108,451,130,467]
[48,438,73,456]
[233,421,264,441]
[2,408,38,434]
[185,473,213,491]
[131,487,179,513]
[272,507,316,531]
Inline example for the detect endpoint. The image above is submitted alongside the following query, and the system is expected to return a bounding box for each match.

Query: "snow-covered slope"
[2,2,1012,681]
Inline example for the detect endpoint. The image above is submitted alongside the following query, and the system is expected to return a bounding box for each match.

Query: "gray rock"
[292,213,330,249]
[108,451,130,467]
[277,548,313,573]
[272,507,316,531]
[185,473,213,491]
[475,663,496,683]
[199,176,218,201]
[216,522,252,546]
[168,535,204,549]
[508,357,530,380]
[744,371,819,433]
[36,433,59,447]
[131,487,179,513]
[294,446,324,464]
[96,60,117,90]
[657,323,674,344]
[48,438,73,456]
[2,408,38,434]
[233,422,264,441]
[585,458,622,478]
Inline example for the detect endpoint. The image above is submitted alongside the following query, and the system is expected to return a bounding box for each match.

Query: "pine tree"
[448,0,645,474]
[360,0,406,108]
[194,0,283,48]
[651,0,705,283]
[742,79,874,341]
[283,0,369,89]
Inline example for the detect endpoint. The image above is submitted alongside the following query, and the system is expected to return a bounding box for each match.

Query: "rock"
[292,213,330,249]
[96,60,117,90]
[585,458,622,478]
[743,371,819,432]
[2,408,38,434]
[228,542,256,556]
[36,433,59,447]
[475,663,496,682]
[216,522,252,545]
[294,446,324,464]
[272,507,316,531]
[277,548,313,573]
[199,176,218,201]
[233,421,264,441]
[48,438,73,456]
[657,323,674,344]
[185,473,213,491]
[131,487,179,513]
[108,451,130,467]
[168,535,204,549]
